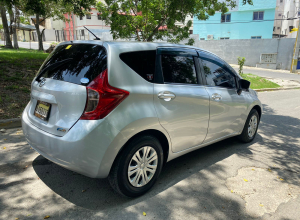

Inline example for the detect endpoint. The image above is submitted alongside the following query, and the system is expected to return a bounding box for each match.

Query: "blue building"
[193,0,277,40]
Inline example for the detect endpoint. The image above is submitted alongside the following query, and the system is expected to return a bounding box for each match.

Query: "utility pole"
[290,20,300,73]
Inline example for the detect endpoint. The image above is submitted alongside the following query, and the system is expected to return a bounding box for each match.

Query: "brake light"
[80,69,129,120]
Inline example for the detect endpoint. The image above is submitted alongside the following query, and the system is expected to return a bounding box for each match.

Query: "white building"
[273,0,300,38]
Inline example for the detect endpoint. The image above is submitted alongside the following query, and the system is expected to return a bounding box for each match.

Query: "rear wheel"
[108,135,164,197]
[238,109,260,143]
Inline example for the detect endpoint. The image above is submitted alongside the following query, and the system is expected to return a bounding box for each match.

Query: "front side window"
[221,14,231,23]
[199,55,236,89]
[253,11,264,20]
[161,55,197,84]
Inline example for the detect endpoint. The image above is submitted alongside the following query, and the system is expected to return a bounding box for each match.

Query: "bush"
[237,57,246,76]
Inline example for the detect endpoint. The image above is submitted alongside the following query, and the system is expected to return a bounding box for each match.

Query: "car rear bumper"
[22,104,120,178]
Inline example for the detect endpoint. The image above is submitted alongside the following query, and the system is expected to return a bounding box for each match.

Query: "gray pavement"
[232,65,300,82]
[0,40,51,50]
[1,89,300,220]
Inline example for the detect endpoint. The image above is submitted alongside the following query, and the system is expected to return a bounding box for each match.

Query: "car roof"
[58,40,202,52]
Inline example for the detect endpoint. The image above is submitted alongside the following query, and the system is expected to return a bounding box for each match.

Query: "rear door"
[153,47,210,153]
[27,43,107,136]
[197,51,247,143]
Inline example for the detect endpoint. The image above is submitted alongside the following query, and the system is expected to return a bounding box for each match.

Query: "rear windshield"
[37,44,107,85]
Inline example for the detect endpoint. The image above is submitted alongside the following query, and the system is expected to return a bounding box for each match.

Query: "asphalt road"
[1,89,300,220]
[0,41,51,50]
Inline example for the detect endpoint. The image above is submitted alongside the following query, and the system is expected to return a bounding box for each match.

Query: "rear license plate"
[34,101,51,121]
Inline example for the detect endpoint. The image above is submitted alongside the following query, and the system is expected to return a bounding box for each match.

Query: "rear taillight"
[80,69,129,120]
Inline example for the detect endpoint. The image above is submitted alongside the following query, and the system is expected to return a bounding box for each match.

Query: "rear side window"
[120,50,156,82]
[38,44,107,85]
[161,55,197,84]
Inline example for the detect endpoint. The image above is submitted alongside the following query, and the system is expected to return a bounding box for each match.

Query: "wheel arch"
[252,105,262,120]
[113,129,170,168]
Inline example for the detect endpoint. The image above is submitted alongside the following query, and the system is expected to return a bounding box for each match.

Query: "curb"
[0,118,22,129]
[254,87,300,92]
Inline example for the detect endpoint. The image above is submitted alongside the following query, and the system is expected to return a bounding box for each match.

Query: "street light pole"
[290,19,300,73]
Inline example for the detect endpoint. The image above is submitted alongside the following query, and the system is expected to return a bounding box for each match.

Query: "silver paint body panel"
[22,40,262,178]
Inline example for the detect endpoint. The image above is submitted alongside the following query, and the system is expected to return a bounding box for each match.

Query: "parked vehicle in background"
[22,41,262,197]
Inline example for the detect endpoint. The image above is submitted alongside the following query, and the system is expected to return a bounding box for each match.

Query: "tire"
[108,135,164,197]
[238,109,260,143]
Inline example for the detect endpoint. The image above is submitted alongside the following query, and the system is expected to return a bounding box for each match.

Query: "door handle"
[158,91,176,101]
[211,93,222,101]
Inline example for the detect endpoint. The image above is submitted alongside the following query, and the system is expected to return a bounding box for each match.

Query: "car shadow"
[31,103,300,219]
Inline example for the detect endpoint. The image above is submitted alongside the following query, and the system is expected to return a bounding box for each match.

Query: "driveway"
[0,41,51,50]
[0,89,300,220]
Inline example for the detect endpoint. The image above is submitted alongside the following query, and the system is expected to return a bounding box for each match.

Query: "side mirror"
[237,79,251,95]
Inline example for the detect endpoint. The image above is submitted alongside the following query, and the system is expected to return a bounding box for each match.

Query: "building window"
[97,14,101,20]
[200,38,205,40]
[220,37,230,40]
[251,36,262,39]
[298,11,300,17]
[253,11,264,20]
[221,14,231,23]
[80,15,83,20]
[189,30,193,34]
[273,26,275,31]
[86,14,91,19]
[277,27,281,30]
[289,26,294,32]
[280,0,283,3]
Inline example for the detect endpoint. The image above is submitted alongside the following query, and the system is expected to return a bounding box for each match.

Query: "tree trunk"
[72,13,76,40]
[34,13,44,51]
[9,9,19,49]
[0,5,13,48]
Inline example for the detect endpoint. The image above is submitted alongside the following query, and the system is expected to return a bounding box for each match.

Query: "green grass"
[0,47,48,63]
[243,73,281,90]
[0,47,48,119]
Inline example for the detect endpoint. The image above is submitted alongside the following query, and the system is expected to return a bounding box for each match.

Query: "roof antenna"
[83,26,101,40]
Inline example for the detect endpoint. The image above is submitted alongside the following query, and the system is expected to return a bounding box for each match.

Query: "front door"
[198,51,247,143]
[153,48,210,153]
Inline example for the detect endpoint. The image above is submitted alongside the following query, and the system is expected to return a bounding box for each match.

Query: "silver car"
[22,41,262,197]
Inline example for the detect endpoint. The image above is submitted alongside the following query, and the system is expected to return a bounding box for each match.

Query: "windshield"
[37,44,107,85]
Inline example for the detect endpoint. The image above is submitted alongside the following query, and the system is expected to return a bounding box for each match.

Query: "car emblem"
[39,78,46,87]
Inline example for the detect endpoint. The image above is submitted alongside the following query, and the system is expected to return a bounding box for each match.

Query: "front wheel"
[108,135,164,197]
[238,109,260,143]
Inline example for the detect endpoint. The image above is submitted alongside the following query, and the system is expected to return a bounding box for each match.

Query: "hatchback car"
[22,41,262,197]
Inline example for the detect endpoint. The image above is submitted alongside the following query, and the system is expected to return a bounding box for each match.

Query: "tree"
[21,0,96,50]
[96,0,253,43]
[8,6,20,49]
[0,5,13,48]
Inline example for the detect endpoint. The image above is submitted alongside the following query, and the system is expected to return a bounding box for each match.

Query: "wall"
[194,38,295,70]
[194,9,275,40]
[193,0,276,40]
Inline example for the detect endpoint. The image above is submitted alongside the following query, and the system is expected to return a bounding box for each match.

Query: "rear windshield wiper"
[36,58,73,82]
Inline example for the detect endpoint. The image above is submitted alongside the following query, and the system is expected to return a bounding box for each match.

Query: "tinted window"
[38,44,107,85]
[199,55,236,88]
[120,50,156,82]
[161,55,197,84]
